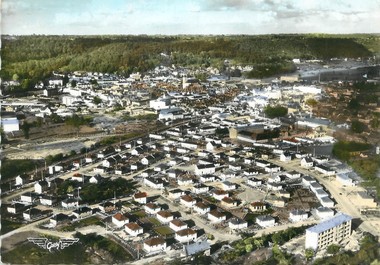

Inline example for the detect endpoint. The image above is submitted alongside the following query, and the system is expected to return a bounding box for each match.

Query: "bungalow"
[35,180,49,194]
[130,162,144,171]
[313,156,329,164]
[315,207,334,220]
[125,222,144,236]
[315,164,336,176]
[255,159,271,168]
[50,213,70,226]
[180,195,196,208]
[206,141,221,152]
[280,152,293,162]
[256,215,276,228]
[144,203,162,215]
[212,190,229,201]
[193,184,209,194]
[244,157,255,164]
[131,145,149,156]
[72,173,88,183]
[144,237,166,254]
[40,195,57,206]
[228,155,241,163]
[249,201,267,212]
[207,209,226,223]
[221,197,238,208]
[243,168,259,176]
[319,196,335,208]
[289,209,308,222]
[302,175,316,187]
[15,174,30,186]
[177,177,193,186]
[167,169,183,179]
[20,192,39,203]
[7,203,29,214]
[99,201,116,213]
[180,142,198,150]
[267,182,284,191]
[175,228,197,243]
[169,189,185,200]
[23,208,42,221]
[154,163,170,173]
[144,177,165,189]
[195,164,216,176]
[61,198,79,209]
[194,202,210,215]
[112,212,129,228]
[89,174,103,184]
[156,210,174,224]
[115,166,131,175]
[200,174,216,183]
[247,177,263,187]
[72,206,92,219]
[286,170,302,179]
[310,182,324,193]
[169,219,188,232]
[229,218,248,230]
[301,157,314,168]
[221,181,236,191]
[134,192,148,204]
[228,164,242,171]
[103,157,117,168]
[141,155,157,166]
[264,164,282,173]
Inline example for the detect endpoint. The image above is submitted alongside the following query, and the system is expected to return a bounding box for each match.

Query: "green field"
[154,226,174,236]
[58,216,104,232]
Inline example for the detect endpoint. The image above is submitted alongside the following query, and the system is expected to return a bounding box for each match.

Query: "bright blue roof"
[307,213,352,234]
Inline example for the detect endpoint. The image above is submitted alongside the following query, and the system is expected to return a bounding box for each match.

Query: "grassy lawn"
[154,226,174,236]
[1,158,38,181]
[132,210,147,218]
[58,216,104,232]
[147,217,162,226]
[1,219,24,235]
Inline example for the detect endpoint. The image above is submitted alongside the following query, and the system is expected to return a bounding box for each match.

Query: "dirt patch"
[1,231,40,253]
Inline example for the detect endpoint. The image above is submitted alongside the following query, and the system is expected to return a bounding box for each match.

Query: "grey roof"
[307,213,352,234]
[184,240,210,256]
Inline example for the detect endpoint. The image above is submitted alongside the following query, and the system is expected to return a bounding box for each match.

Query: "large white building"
[1,117,19,132]
[305,213,352,251]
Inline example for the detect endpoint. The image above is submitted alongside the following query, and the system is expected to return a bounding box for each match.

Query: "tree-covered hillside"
[1,34,376,82]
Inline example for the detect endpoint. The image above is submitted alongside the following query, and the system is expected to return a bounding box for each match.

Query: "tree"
[264,105,288,119]
[351,120,366,133]
[71,80,77,87]
[306,98,318,108]
[327,244,340,255]
[12,73,19,81]
[245,243,253,253]
[21,122,31,139]
[305,248,315,261]
[93,96,102,105]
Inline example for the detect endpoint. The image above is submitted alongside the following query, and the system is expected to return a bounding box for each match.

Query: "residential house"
[315,164,336,176]
[247,177,263,187]
[221,197,238,208]
[35,180,49,194]
[229,218,248,230]
[169,219,188,232]
[193,202,211,215]
[144,237,166,254]
[20,192,39,203]
[193,184,209,194]
[175,228,197,243]
[195,164,216,176]
[256,215,276,228]
[178,177,193,186]
[134,192,148,204]
[15,174,30,186]
[221,181,236,191]
[144,203,162,215]
[156,210,174,224]
[72,206,92,219]
[99,201,116,213]
[200,174,216,183]
[40,195,57,206]
[289,209,308,222]
[212,190,229,201]
[286,171,302,179]
[7,203,29,214]
[144,177,164,189]
[125,222,144,236]
[61,198,79,209]
[23,208,42,221]
[207,209,226,223]
[112,212,129,228]
[89,174,103,184]
[180,195,196,208]
[50,213,70,226]
[301,157,314,168]
[315,207,335,220]
[249,202,267,212]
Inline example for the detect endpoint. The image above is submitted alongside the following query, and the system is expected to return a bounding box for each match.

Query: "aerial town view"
[1,0,380,264]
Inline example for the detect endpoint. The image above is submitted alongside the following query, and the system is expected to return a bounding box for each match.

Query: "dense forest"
[1,34,378,84]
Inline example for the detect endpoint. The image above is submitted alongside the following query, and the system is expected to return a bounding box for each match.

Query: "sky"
[2,0,380,35]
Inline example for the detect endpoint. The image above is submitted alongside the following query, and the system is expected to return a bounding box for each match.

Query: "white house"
[221,181,236,191]
[212,190,229,201]
[144,203,162,215]
[175,228,197,243]
[112,212,129,228]
[256,215,276,228]
[177,177,193,186]
[229,218,248,230]
[315,164,335,176]
[156,210,174,224]
[133,192,148,204]
[169,189,185,200]
[144,237,166,254]
[315,207,335,220]
[195,164,216,176]
[34,180,49,194]
[289,209,308,222]
[301,157,314,168]
[125,222,144,236]
[180,195,196,208]
[144,177,164,189]
[169,219,188,232]
[193,184,209,194]
[207,209,226,223]
[61,198,79,209]
[15,174,30,186]
[194,202,210,215]
[247,177,263,187]
[40,195,56,206]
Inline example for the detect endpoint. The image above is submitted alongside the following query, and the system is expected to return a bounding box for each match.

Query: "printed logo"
[28,237,79,252]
